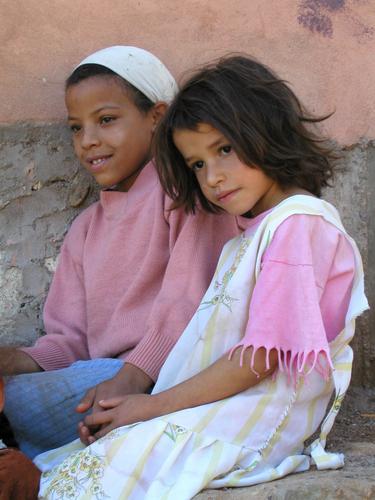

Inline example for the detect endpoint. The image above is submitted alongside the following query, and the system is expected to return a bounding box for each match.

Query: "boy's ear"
[151,102,168,130]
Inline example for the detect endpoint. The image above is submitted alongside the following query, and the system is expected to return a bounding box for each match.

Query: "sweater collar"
[99,161,159,219]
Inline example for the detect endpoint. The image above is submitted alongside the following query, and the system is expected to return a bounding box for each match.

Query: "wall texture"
[0,0,374,385]
[1,0,375,144]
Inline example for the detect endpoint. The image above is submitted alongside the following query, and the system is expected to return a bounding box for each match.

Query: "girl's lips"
[217,189,240,203]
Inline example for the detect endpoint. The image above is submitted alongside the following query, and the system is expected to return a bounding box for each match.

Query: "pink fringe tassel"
[228,343,333,383]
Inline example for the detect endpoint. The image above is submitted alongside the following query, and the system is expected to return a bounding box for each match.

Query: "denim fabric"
[4,358,124,458]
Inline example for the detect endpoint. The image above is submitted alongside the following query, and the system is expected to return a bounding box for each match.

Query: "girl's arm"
[84,346,277,441]
[154,346,277,413]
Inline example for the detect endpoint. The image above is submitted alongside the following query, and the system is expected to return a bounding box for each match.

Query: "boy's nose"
[80,127,100,149]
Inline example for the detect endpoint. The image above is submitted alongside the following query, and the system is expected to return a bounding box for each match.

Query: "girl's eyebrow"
[184,137,227,163]
[207,137,226,150]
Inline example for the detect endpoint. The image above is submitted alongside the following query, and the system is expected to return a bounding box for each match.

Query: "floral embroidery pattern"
[318,389,346,437]
[42,448,108,499]
[163,423,188,442]
[199,236,251,311]
[332,390,345,412]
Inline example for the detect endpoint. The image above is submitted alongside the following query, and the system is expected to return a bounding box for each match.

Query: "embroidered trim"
[199,235,251,312]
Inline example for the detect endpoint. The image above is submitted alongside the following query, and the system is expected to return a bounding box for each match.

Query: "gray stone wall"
[0,123,373,386]
[0,124,97,346]
[324,141,374,386]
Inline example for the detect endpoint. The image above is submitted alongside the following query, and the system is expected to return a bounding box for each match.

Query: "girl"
[8,55,368,499]
[1,47,244,458]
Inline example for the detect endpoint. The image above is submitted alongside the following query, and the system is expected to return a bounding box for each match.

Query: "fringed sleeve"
[229,215,355,382]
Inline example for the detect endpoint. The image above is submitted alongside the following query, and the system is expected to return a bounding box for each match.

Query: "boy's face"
[65,76,155,191]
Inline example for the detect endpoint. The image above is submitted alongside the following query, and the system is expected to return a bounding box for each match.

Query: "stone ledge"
[195,442,375,499]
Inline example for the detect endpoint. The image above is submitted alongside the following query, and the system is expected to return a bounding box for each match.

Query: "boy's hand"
[82,393,159,442]
[0,348,42,377]
[76,363,153,445]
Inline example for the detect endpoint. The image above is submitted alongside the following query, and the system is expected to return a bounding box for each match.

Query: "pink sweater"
[22,162,244,381]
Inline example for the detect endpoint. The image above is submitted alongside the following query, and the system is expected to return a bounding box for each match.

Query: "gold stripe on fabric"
[302,380,332,442]
[106,430,131,464]
[192,431,205,450]
[267,201,344,235]
[303,397,319,443]
[161,431,204,500]
[157,433,211,500]
[232,381,278,446]
[193,399,227,434]
[118,428,165,499]
[201,441,225,488]
[260,379,304,461]
[267,205,319,230]
[269,469,279,481]
[200,307,221,369]
[215,237,240,276]
[334,362,351,371]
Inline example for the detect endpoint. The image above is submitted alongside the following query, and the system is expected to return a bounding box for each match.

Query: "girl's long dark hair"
[154,55,336,213]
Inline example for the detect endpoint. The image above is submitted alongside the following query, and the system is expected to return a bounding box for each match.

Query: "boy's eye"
[69,124,81,133]
[191,160,205,171]
[100,116,116,125]
[220,145,232,155]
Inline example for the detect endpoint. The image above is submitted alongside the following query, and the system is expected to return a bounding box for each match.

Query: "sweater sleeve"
[125,199,240,381]
[229,214,355,380]
[21,218,91,371]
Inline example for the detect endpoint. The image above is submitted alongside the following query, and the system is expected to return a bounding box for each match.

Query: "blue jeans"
[4,358,124,458]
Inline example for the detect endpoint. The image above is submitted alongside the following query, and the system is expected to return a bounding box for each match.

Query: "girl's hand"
[82,394,158,443]
[76,364,153,445]
[76,364,153,415]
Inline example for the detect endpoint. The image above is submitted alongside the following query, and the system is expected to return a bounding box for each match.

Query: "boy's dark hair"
[154,55,336,214]
[66,64,154,114]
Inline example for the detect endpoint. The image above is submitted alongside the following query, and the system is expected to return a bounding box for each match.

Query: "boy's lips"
[86,155,112,171]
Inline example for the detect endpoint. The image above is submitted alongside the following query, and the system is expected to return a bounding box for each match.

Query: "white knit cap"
[76,45,178,104]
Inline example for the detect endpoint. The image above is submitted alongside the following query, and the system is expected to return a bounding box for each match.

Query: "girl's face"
[173,123,288,217]
[65,76,157,191]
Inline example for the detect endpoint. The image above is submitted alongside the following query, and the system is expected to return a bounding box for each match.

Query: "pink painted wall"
[1,0,374,144]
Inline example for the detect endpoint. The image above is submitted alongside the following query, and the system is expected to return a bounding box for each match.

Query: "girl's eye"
[100,116,115,125]
[220,145,232,155]
[191,160,205,171]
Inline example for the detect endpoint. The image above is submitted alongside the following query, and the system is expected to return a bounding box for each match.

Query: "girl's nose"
[80,126,100,149]
[205,162,224,187]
